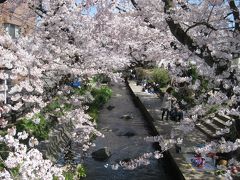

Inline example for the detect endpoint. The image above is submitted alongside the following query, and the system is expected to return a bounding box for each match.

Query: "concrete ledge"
[125,80,185,180]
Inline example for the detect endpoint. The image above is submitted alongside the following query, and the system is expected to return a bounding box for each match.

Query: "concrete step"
[201,119,221,132]
[229,114,240,120]
[196,114,234,139]
[215,113,232,122]
[212,117,228,128]
[195,123,217,139]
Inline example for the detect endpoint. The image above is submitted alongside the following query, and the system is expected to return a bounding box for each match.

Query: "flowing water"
[83,83,171,180]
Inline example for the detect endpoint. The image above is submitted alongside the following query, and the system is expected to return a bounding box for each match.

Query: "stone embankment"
[38,120,74,163]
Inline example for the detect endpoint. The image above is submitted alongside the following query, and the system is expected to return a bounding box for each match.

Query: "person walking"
[161,88,172,120]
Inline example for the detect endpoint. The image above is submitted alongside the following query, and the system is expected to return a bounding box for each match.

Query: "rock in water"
[120,114,133,120]
[116,128,136,137]
[107,105,115,110]
[91,147,111,161]
[123,131,136,137]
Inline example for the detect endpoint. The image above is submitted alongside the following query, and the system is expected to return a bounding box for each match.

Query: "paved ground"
[128,80,219,180]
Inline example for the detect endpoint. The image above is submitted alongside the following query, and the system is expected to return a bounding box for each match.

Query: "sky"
[75,0,97,15]
[76,0,81,3]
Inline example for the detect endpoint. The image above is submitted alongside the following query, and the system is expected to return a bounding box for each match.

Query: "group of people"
[141,81,160,94]
[139,80,183,121]
[128,67,184,122]
[161,88,183,121]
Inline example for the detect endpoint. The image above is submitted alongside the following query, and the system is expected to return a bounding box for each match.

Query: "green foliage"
[72,86,89,96]
[63,103,74,112]
[173,86,195,108]
[87,86,112,121]
[200,79,209,92]
[92,73,111,84]
[87,107,98,122]
[215,170,226,176]
[150,68,170,88]
[172,90,178,98]
[53,176,59,180]
[10,166,20,177]
[44,98,61,112]
[134,67,170,88]
[90,86,112,108]
[16,114,55,141]
[76,164,86,178]
[0,130,7,136]
[205,105,220,115]
[0,162,5,171]
[187,65,198,84]
[62,164,86,180]
[0,164,19,178]
[43,97,73,116]
[0,143,9,160]
[63,171,74,180]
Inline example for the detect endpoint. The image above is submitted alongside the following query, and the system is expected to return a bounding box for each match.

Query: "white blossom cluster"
[0,35,45,114]
[145,135,183,151]
[109,151,163,170]
[177,118,195,134]
[188,104,206,117]
[0,127,64,179]
[207,91,229,105]
[175,76,192,83]
[59,108,104,152]
[194,138,240,155]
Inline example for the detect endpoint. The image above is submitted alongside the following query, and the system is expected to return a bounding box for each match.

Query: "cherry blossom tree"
[0,0,239,178]
[93,0,240,174]
[0,1,122,179]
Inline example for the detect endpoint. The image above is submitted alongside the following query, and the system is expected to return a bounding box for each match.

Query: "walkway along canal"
[83,82,174,180]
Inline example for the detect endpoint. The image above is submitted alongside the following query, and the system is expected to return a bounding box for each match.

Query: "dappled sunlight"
[114,93,123,97]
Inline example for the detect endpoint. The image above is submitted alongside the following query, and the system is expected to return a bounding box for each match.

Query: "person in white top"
[161,88,173,120]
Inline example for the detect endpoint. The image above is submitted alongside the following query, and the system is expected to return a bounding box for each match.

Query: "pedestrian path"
[127,80,218,180]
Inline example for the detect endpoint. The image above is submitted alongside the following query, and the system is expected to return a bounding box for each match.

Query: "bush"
[150,68,170,88]
[92,73,111,84]
[135,67,148,80]
[62,171,74,180]
[76,164,86,178]
[87,86,112,121]
[72,86,89,96]
[61,164,86,180]
[16,114,56,141]
[90,86,112,108]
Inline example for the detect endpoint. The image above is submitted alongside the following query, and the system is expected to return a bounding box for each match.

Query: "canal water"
[83,83,171,180]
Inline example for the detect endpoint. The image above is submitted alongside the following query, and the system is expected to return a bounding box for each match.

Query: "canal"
[83,82,172,180]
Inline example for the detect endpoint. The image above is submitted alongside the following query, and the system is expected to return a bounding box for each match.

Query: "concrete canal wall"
[125,80,185,180]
